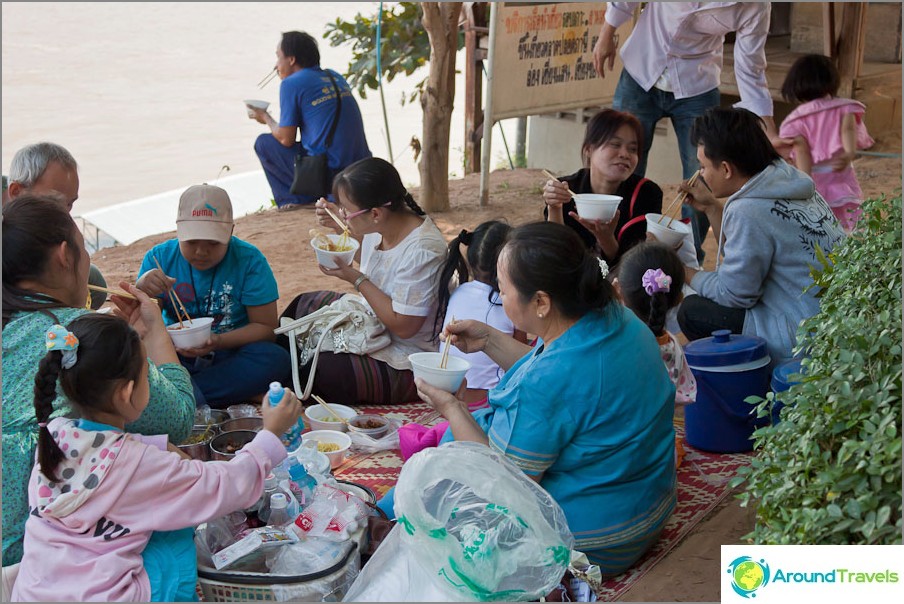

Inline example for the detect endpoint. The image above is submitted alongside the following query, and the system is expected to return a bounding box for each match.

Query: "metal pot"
[178,427,214,461]
[209,430,257,461]
[193,408,229,434]
[219,417,263,433]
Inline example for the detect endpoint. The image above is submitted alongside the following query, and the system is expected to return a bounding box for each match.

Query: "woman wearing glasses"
[279,157,448,405]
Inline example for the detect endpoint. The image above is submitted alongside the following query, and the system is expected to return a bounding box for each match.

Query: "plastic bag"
[347,418,402,453]
[343,441,574,602]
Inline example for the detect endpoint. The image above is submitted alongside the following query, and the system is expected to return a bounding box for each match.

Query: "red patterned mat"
[334,406,754,601]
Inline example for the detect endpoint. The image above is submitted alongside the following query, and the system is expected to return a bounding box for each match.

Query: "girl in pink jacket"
[11,312,302,602]
[779,54,875,233]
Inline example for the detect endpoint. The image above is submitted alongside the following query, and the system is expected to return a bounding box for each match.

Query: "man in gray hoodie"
[677,108,845,367]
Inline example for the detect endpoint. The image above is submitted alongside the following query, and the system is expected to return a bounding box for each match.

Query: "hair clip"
[642,268,672,296]
[45,324,79,369]
[598,258,609,279]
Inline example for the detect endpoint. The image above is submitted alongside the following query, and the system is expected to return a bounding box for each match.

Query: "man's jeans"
[182,340,292,408]
[613,71,720,264]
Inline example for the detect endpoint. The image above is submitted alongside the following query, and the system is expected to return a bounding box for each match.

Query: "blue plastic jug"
[684,330,771,453]
[769,357,806,424]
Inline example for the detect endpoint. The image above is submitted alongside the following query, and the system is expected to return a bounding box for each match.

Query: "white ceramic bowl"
[408,351,471,393]
[573,193,622,221]
[166,317,214,349]
[243,99,270,117]
[304,403,356,432]
[646,213,692,247]
[301,430,352,470]
[311,234,359,269]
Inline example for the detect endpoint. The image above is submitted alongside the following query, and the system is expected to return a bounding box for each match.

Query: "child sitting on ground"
[779,53,874,233]
[11,313,302,602]
[616,242,696,467]
[137,184,292,408]
[399,221,527,460]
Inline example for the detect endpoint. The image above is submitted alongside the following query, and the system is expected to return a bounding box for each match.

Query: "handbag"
[290,71,342,198]
[274,294,390,400]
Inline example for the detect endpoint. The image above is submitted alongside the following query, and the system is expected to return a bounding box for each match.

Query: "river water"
[2,2,516,217]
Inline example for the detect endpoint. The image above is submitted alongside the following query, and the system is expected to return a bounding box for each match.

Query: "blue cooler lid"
[685,330,769,369]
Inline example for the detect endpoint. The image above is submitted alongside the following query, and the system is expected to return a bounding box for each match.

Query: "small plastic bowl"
[167,317,214,349]
[226,403,260,419]
[311,234,360,269]
[209,430,257,461]
[304,403,356,432]
[646,213,692,247]
[243,99,270,117]
[573,193,622,221]
[408,351,471,393]
[301,430,352,470]
[219,416,263,433]
[347,414,391,439]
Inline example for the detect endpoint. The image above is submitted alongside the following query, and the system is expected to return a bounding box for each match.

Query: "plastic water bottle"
[256,474,280,523]
[287,460,317,509]
[268,381,304,451]
[267,493,291,527]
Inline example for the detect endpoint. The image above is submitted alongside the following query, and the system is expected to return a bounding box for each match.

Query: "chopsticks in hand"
[660,169,701,227]
[439,316,456,369]
[257,67,278,89]
[152,257,192,328]
[542,169,575,199]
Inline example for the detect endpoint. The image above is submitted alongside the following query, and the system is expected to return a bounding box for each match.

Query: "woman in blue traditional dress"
[384,221,677,576]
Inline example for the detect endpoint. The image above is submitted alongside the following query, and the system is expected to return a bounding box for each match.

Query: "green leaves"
[739,193,903,545]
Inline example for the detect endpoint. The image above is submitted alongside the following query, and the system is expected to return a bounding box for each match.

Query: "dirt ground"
[92,139,901,602]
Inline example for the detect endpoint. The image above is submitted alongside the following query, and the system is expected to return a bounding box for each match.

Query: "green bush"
[732,193,903,544]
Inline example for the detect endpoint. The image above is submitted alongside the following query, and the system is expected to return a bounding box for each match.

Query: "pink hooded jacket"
[11,417,286,602]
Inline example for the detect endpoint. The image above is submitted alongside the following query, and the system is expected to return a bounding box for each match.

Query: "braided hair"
[2,195,82,328]
[617,241,685,337]
[433,220,512,340]
[332,157,426,216]
[33,314,144,482]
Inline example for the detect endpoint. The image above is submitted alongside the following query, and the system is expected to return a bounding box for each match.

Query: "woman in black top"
[543,109,663,267]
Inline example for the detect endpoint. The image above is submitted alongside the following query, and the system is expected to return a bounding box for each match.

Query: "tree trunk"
[419,2,463,212]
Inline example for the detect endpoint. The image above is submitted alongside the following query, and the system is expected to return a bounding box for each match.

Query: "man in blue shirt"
[250,30,371,210]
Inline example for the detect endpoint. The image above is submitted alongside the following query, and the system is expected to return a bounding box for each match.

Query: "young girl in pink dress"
[779,54,875,233]
[617,242,696,467]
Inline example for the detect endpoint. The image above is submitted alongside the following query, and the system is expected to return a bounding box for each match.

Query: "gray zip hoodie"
[691,160,845,366]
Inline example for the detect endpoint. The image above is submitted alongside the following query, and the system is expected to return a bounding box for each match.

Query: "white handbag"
[274,294,390,400]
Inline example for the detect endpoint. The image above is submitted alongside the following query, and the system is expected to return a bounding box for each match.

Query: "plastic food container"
[347,414,391,439]
[645,213,692,247]
[304,403,356,432]
[167,317,214,349]
[311,234,360,269]
[572,193,621,221]
[300,430,352,470]
[684,330,771,453]
[408,352,471,393]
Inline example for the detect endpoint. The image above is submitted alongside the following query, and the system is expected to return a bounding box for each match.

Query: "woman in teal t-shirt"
[410,222,677,576]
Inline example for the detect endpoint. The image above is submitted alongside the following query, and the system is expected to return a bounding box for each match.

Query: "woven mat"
[333,404,754,601]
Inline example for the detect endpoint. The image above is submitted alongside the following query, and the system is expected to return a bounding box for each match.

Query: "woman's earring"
[538,313,544,319]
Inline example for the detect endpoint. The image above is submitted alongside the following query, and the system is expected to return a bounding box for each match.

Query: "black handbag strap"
[323,70,342,149]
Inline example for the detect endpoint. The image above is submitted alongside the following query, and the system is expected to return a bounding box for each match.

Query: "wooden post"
[822,2,836,58]
[835,2,868,99]
[479,2,499,206]
[463,3,488,175]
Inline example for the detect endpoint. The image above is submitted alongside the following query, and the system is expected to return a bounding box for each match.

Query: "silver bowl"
[209,430,257,461]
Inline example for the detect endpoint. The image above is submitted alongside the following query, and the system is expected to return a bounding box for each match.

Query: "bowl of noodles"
[310,229,359,269]
[301,430,351,470]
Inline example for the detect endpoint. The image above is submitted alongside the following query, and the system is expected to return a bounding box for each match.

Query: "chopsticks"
[439,315,456,369]
[542,169,575,199]
[87,284,137,300]
[257,67,278,89]
[660,170,701,227]
[322,205,350,233]
[153,257,192,328]
[311,394,347,424]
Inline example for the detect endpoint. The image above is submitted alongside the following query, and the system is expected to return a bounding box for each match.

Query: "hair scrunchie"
[45,324,80,369]
[642,268,672,296]
[459,229,473,245]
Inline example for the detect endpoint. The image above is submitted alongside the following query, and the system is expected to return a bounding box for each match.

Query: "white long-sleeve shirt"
[606,2,773,117]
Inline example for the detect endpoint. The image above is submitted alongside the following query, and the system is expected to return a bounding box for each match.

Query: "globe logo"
[727,556,770,598]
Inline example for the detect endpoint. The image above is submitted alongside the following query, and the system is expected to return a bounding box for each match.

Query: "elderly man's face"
[28,161,80,211]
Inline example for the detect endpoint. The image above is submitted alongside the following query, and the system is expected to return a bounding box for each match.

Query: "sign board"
[488,2,635,121]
